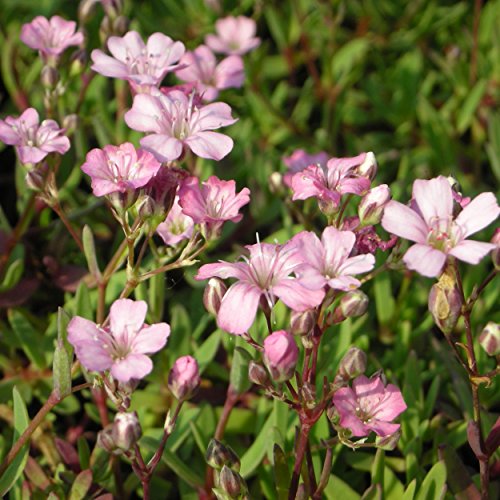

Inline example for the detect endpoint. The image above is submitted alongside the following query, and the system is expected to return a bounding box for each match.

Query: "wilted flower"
[67,298,170,382]
[195,240,325,334]
[91,31,185,92]
[205,16,260,56]
[168,355,200,400]
[175,45,244,101]
[125,90,237,162]
[0,108,70,164]
[156,196,194,246]
[263,330,299,382]
[333,374,407,437]
[20,16,84,61]
[81,142,161,197]
[382,176,499,277]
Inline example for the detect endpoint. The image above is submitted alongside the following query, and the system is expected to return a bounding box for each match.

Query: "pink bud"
[263,331,298,383]
[111,412,142,451]
[290,309,317,336]
[356,151,377,180]
[332,290,370,324]
[337,347,367,380]
[358,184,390,225]
[248,361,270,386]
[168,355,200,401]
[203,278,227,316]
[492,228,500,270]
[479,322,500,356]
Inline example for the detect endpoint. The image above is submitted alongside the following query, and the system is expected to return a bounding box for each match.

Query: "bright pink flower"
[195,240,325,334]
[178,175,250,232]
[175,45,244,102]
[333,374,407,437]
[20,16,83,60]
[291,153,372,214]
[124,90,237,162]
[293,227,375,291]
[0,108,70,164]
[263,330,298,382]
[382,176,499,277]
[81,142,161,197]
[205,16,260,56]
[282,149,328,188]
[156,196,194,246]
[168,355,200,400]
[91,31,185,92]
[67,299,170,383]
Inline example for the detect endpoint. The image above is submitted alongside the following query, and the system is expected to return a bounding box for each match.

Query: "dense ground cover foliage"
[0,0,499,498]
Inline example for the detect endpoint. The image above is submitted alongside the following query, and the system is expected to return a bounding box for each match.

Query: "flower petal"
[217,282,261,334]
[132,323,170,354]
[454,192,499,238]
[403,244,447,277]
[109,299,147,342]
[449,240,495,264]
[413,176,453,226]
[185,131,234,160]
[382,200,427,243]
[111,354,153,382]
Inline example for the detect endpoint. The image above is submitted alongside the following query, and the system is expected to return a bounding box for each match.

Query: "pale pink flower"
[195,241,325,334]
[124,90,237,162]
[293,227,375,291]
[156,196,194,246]
[205,16,260,56]
[178,175,250,233]
[263,330,298,382]
[67,299,170,382]
[20,16,83,61]
[0,108,70,164]
[175,45,244,102]
[291,153,372,214]
[91,31,185,92]
[333,374,407,437]
[81,142,161,196]
[282,149,328,187]
[382,176,499,277]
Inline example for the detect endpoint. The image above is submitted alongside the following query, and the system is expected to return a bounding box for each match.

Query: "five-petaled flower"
[382,176,499,277]
[333,374,407,437]
[156,195,194,246]
[125,89,237,162]
[205,16,260,56]
[282,149,328,188]
[0,108,70,164]
[91,31,185,93]
[67,299,170,383]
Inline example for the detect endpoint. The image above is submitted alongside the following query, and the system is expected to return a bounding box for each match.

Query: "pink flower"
[205,16,260,56]
[20,16,84,61]
[282,149,329,188]
[333,374,407,437]
[263,330,298,382]
[382,176,499,277]
[175,45,244,102]
[156,196,194,246]
[81,142,162,197]
[67,299,170,382]
[178,175,250,234]
[291,153,373,214]
[124,90,237,162]
[168,355,200,400]
[0,108,70,164]
[91,31,185,92]
[195,240,325,334]
[294,227,375,291]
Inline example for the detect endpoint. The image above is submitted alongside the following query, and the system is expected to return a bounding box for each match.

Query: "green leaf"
[74,282,93,320]
[273,444,290,500]
[8,310,46,369]
[402,479,417,500]
[82,225,101,280]
[415,461,447,500]
[0,259,23,293]
[230,346,253,395]
[194,330,221,374]
[77,437,90,471]
[0,387,30,496]
[456,80,487,134]
[68,469,92,500]
[52,308,72,399]
[438,445,480,499]
[371,449,385,488]
[324,475,361,500]
[362,484,382,500]
[161,449,204,487]
[374,274,395,326]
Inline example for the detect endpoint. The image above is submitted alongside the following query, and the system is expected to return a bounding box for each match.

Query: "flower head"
[91,31,185,92]
[282,149,328,187]
[125,90,237,162]
[195,240,325,334]
[156,195,194,246]
[382,176,499,277]
[21,16,84,61]
[81,142,161,197]
[175,45,244,101]
[0,108,70,164]
[293,227,375,291]
[333,374,406,437]
[205,16,260,56]
[263,330,298,382]
[291,153,372,214]
[67,298,170,382]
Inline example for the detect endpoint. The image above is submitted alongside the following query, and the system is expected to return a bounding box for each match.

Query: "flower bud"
[25,169,46,192]
[41,66,59,89]
[479,322,500,356]
[428,268,462,335]
[62,114,79,135]
[112,15,130,36]
[358,184,390,226]
[356,151,377,180]
[206,439,241,471]
[337,347,367,380]
[263,331,298,383]
[69,49,88,77]
[78,0,98,23]
[491,228,500,270]
[299,381,316,408]
[111,412,142,452]
[269,172,284,195]
[203,278,227,316]
[290,309,317,336]
[248,361,270,386]
[218,465,248,498]
[168,356,200,401]
[97,424,119,454]
[375,429,401,450]
[331,290,369,323]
